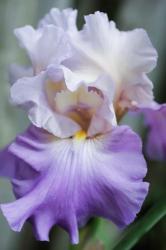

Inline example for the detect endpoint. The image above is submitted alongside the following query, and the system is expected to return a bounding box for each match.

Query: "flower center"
[74,130,87,140]
[46,82,103,131]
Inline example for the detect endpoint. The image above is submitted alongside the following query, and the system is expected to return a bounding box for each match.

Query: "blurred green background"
[0,0,165,249]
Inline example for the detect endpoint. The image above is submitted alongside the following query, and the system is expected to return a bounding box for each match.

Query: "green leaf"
[113,197,166,250]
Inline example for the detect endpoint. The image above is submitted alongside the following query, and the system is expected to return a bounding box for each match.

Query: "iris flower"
[0,8,152,244]
[10,9,165,161]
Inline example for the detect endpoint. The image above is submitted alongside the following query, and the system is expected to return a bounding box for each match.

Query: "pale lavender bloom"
[0,125,148,244]
[3,40,148,244]
[0,9,150,244]
[1,65,149,243]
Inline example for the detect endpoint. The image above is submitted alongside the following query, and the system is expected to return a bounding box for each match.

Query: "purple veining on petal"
[1,125,148,244]
[0,145,38,180]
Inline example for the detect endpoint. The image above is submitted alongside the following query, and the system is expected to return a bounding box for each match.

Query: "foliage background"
[0,0,165,249]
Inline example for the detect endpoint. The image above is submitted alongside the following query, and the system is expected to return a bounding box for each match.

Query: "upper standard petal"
[64,11,157,113]
[14,25,71,74]
[38,8,78,32]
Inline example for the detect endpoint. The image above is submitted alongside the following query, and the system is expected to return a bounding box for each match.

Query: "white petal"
[64,11,157,107]
[38,8,78,32]
[117,74,154,110]
[14,25,71,73]
[61,65,115,103]
[54,84,113,133]
[55,84,103,114]
[48,66,116,134]
[88,102,116,137]
[9,64,33,85]
[10,72,80,138]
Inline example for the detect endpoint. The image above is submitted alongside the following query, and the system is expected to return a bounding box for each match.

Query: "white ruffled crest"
[14,25,71,74]
[10,72,81,138]
[10,68,116,138]
[48,65,115,103]
[47,65,117,129]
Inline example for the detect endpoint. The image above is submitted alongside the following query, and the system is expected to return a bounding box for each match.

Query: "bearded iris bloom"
[0,8,154,244]
[1,66,148,244]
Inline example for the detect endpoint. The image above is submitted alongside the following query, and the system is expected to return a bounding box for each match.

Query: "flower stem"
[113,197,166,250]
